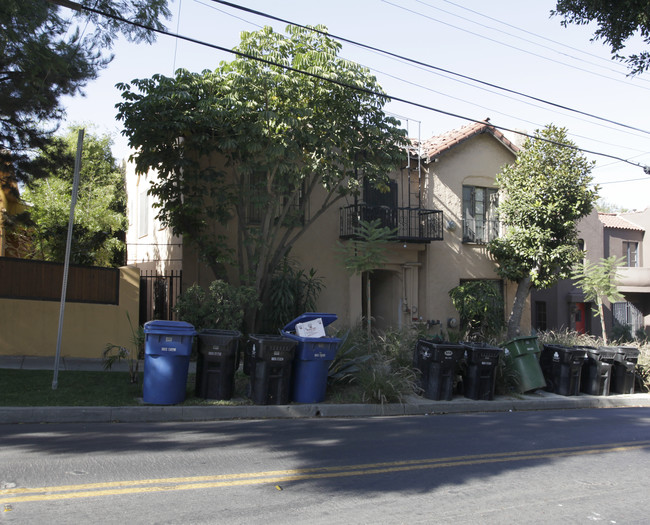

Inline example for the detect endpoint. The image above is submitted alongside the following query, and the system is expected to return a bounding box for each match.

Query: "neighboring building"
[532,210,650,340]
[125,161,183,274]
[130,120,526,333]
[616,209,650,338]
[531,210,604,336]
[125,161,183,322]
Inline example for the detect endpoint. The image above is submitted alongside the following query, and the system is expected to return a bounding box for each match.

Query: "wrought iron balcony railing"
[340,204,443,243]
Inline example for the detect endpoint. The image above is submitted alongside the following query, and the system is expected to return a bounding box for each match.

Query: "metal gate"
[139,270,182,325]
[612,301,643,336]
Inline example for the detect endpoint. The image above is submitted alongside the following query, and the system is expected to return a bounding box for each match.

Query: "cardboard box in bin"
[295,317,326,338]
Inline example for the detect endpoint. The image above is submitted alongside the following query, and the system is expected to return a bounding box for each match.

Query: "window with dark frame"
[623,241,639,267]
[462,185,499,243]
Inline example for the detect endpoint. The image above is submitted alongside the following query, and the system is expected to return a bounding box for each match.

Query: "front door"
[572,302,587,334]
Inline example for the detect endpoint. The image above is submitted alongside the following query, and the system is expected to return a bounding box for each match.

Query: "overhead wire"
[201,0,650,137]
[440,0,647,79]
[49,0,650,173]
[414,0,650,82]
[381,0,650,94]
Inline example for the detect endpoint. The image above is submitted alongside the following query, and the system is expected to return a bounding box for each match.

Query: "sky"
[60,0,650,211]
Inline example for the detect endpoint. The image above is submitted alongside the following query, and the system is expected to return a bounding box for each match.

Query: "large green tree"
[488,125,599,339]
[117,25,407,329]
[552,0,650,74]
[0,0,170,181]
[17,126,127,267]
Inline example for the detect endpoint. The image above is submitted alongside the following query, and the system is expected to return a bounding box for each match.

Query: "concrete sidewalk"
[2,356,649,425]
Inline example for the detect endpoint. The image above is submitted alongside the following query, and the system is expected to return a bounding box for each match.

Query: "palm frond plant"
[102,312,144,384]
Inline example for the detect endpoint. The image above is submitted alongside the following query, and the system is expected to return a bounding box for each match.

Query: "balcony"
[618,267,650,293]
[339,204,443,243]
[462,219,500,244]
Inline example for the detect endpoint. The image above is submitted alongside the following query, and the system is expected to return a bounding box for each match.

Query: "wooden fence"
[0,257,119,304]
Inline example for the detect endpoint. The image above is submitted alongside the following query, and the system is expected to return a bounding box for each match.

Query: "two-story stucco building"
[128,119,531,334]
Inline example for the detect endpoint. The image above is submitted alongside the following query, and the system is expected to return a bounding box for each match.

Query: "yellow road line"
[3,440,649,504]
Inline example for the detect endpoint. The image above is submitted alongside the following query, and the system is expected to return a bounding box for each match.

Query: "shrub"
[636,344,650,393]
[175,280,260,332]
[449,280,504,342]
[328,325,421,404]
[536,329,602,348]
[262,259,324,332]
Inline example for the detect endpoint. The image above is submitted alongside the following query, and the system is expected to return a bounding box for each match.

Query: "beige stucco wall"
[125,162,183,274]
[423,133,529,334]
[178,133,531,335]
[0,266,140,358]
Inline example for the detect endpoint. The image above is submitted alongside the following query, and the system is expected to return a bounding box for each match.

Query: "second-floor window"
[462,185,498,243]
[623,241,639,267]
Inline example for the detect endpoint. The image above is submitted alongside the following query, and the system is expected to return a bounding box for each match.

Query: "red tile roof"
[598,213,644,231]
[420,119,520,161]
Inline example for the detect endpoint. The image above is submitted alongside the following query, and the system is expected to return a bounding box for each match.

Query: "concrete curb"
[1,393,649,425]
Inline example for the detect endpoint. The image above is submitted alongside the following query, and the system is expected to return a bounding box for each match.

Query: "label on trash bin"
[271,356,285,362]
[553,351,560,362]
[162,347,176,352]
[165,337,173,342]
[208,351,223,357]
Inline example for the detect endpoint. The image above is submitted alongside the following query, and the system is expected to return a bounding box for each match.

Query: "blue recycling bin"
[143,320,196,405]
[281,313,342,403]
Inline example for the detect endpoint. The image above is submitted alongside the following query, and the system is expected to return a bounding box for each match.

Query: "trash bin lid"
[283,313,338,332]
[144,320,196,336]
[501,337,540,357]
[199,329,242,337]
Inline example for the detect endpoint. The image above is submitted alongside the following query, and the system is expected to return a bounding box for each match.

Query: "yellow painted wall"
[0,266,140,358]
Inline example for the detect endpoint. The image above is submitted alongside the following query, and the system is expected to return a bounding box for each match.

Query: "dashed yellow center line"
[3,440,649,504]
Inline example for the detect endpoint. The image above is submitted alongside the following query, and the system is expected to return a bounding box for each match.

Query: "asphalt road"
[1,408,649,524]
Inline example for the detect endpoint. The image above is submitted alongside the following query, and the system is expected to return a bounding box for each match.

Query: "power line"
[49,0,650,172]
[383,0,650,93]
[202,0,650,137]
[420,0,650,82]
[193,0,650,149]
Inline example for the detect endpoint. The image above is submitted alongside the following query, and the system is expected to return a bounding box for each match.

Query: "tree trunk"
[366,271,372,341]
[597,299,608,345]
[506,276,532,340]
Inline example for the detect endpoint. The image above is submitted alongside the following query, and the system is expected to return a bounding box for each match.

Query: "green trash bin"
[501,336,546,393]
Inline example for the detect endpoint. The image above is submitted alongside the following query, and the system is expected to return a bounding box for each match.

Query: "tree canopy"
[117,25,407,329]
[15,126,127,267]
[488,124,599,338]
[0,0,170,180]
[552,0,650,74]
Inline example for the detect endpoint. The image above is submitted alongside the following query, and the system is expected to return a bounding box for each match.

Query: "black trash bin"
[578,346,615,396]
[605,346,640,394]
[540,345,588,396]
[246,334,296,405]
[195,329,242,400]
[414,340,465,400]
[461,343,502,400]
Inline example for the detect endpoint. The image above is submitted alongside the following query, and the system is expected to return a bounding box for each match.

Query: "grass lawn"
[0,369,363,407]
[0,369,145,406]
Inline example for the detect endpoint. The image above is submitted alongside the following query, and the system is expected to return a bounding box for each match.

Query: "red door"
[574,302,586,334]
